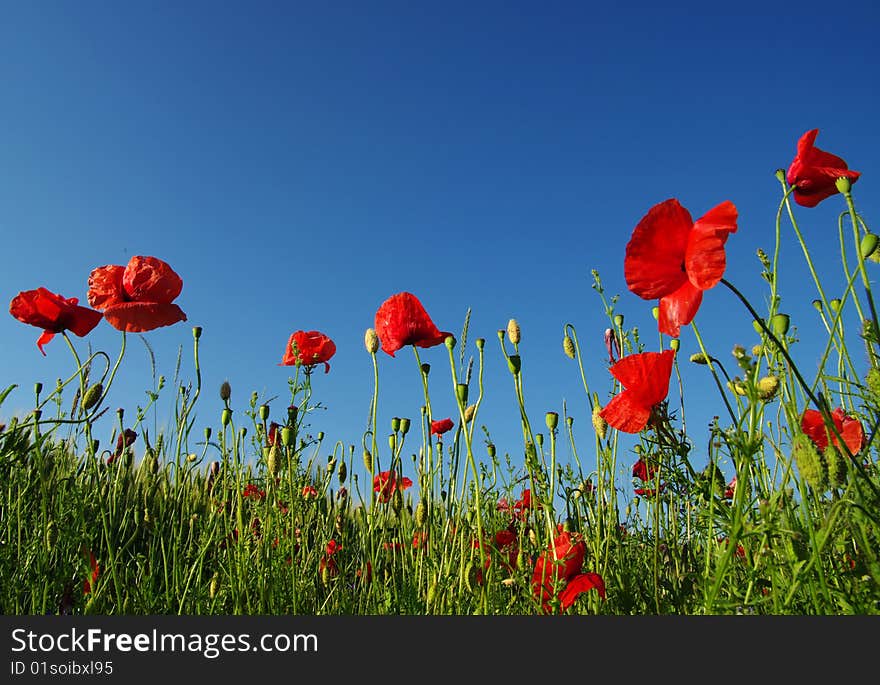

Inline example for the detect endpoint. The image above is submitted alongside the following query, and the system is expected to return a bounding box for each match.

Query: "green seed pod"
[337,461,347,484]
[82,383,103,411]
[388,433,397,453]
[545,412,559,431]
[860,233,880,260]
[507,354,521,375]
[456,383,469,405]
[613,314,624,327]
[445,335,456,350]
[770,314,790,336]
[562,334,576,359]
[259,404,270,421]
[391,417,401,433]
[829,299,842,313]
[221,408,232,427]
[281,427,294,447]
[399,417,410,435]
[669,338,680,352]
[835,176,852,195]
[535,433,544,449]
[487,443,496,459]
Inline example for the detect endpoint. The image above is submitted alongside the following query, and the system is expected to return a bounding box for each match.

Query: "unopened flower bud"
[487,443,496,459]
[82,383,103,411]
[860,233,879,260]
[338,461,347,484]
[507,319,521,344]
[770,314,790,336]
[363,449,373,473]
[281,427,293,446]
[456,383,468,405]
[689,353,710,365]
[209,574,219,599]
[562,334,576,359]
[757,375,780,401]
[267,445,280,477]
[388,433,397,452]
[219,381,231,402]
[592,405,607,440]
[221,408,232,426]
[464,404,476,422]
[365,328,380,354]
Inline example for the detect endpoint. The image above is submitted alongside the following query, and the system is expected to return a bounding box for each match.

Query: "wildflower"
[801,407,865,457]
[302,485,318,499]
[786,129,860,207]
[319,540,341,580]
[513,489,541,519]
[757,375,780,401]
[373,470,413,503]
[87,255,187,332]
[9,288,102,355]
[107,428,137,465]
[430,418,454,436]
[598,350,675,433]
[373,292,453,357]
[242,484,266,500]
[532,531,605,613]
[723,476,737,500]
[82,549,100,595]
[604,328,620,364]
[632,457,658,483]
[624,198,738,337]
[280,330,336,373]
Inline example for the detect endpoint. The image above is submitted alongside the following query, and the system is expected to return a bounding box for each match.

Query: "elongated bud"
[545,412,559,431]
[592,405,607,440]
[456,383,468,405]
[219,381,231,402]
[45,520,57,551]
[209,573,219,599]
[487,443,496,459]
[388,433,397,452]
[563,334,576,359]
[267,445,280,477]
[507,319,521,344]
[363,449,373,473]
[281,426,293,447]
[464,404,476,422]
[259,404,270,421]
[365,328,380,354]
[415,500,427,527]
[860,233,879,260]
[221,408,232,426]
[338,461,347,484]
[82,383,103,411]
[399,417,411,435]
[689,352,710,365]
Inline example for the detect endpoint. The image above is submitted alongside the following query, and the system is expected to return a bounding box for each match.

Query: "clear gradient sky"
[2,1,879,497]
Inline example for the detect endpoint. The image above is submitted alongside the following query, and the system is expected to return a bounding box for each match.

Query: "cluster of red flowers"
[373,470,413,503]
[532,531,606,613]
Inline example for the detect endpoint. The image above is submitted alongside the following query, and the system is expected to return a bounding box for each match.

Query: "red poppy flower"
[412,531,429,550]
[723,476,737,500]
[82,549,100,595]
[632,458,657,483]
[301,485,318,499]
[625,199,738,337]
[319,540,342,579]
[267,422,281,447]
[801,407,865,456]
[430,418,454,436]
[242,484,266,500]
[373,470,413,503]
[374,292,453,357]
[786,129,860,208]
[280,330,336,373]
[634,486,665,497]
[514,489,541,518]
[598,350,675,433]
[532,532,605,612]
[9,288,103,355]
[107,428,137,465]
[87,255,186,332]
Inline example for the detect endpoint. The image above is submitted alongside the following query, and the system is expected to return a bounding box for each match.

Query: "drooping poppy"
[786,129,860,208]
[280,330,336,373]
[374,292,453,357]
[632,457,657,483]
[373,470,413,503]
[625,199,738,337]
[557,572,607,610]
[598,349,675,433]
[87,255,187,332]
[430,418,454,436]
[107,428,137,465]
[532,531,605,613]
[9,287,103,355]
[801,407,865,457]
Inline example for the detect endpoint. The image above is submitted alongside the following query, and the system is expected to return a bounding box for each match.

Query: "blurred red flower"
[532,531,605,613]
[787,129,860,207]
[301,485,318,499]
[801,407,865,457]
[625,198,738,337]
[374,292,453,357]
[10,287,103,355]
[82,549,100,595]
[280,330,336,373]
[87,256,187,332]
[599,350,675,433]
[242,484,266,500]
[373,470,413,503]
[430,418,454,436]
[320,540,342,578]
[107,428,137,465]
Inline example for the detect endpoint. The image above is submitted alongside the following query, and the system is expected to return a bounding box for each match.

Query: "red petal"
[801,408,830,451]
[624,199,692,300]
[36,330,55,355]
[122,256,183,304]
[558,572,606,610]
[658,281,704,337]
[787,130,860,207]
[599,390,652,434]
[87,265,126,310]
[65,305,104,338]
[374,292,452,357]
[686,201,738,290]
[608,349,675,406]
[102,302,187,332]
[836,409,865,456]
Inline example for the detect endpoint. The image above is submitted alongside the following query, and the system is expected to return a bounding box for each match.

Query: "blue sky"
[2,1,879,499]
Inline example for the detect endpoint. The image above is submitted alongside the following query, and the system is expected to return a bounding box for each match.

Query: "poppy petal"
[607,349,675,406]
[122,256,183,304]
[65,305,104,338]
[835,408,865,456]
[801,409,829,451]
[658,280,704,338]
[102,302,187,332]
[599,390,653,434]
[87,265,127,311]
[558,572,606,610]
[374,292,452,357]
[36,330,56,356]
[685,200,738,290]
[624,199,692,300]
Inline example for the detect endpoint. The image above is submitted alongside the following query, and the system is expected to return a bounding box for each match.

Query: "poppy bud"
[365,328,380,354]
[399,417,411,435]
[563,334,576,359]
[415,500,427,527]
[363,449,373,473]
[464,404,476,422]
[82,383,103,411]
[456,383,468,405]
[835,176,852,195]
[770,314,790,336]
[317,431,324,441]
[388,433,396,452]
[507,319,521,344]
[507,355,521,375]
[259,404,270,422]
[669,339,680,352]
[476,337,485,350]
[204,426,212,442]
[267,445,280,477]
[34,382,43,398]
[445,335,456,350]
[792,433,826,491]
[239,426,247,439]
[219,381,231,402]
[209,574,219,599]
[326,456,336,474]
[487,443,496,459]
[392,488,404,513]
[689,353,710,365]
[45,520,57,551]
[860,233,879,260]
[592,405,607,440]
[545,412,558,431]
[221,409,232,426]
[613,314,624,327]
[337,461,347,484]
[391,417,401,433]
[280,427,293,447]
[757,375,780,401]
